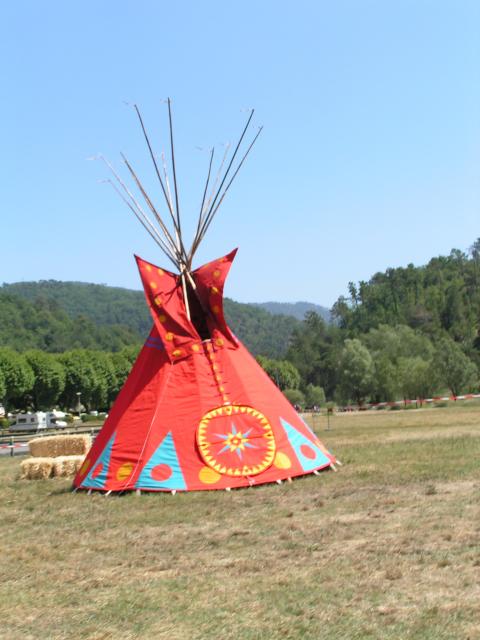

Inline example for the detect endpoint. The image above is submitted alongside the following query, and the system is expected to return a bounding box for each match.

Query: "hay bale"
[20,457,54,480]
[29,434,91,458]
[53,455,85,478]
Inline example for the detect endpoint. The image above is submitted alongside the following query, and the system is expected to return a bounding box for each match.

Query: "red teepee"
[74,250,336,492]
[74,101,336,492]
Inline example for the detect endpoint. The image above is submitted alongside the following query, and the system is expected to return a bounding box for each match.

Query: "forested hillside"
[252,301,330,322]
[0,281,298,358]
[0,292,139,353]
[2,241,480,412]
[286,240,480,405]
[332,242,480,345]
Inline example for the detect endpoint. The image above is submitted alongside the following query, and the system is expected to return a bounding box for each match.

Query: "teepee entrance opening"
[185,278,211,341]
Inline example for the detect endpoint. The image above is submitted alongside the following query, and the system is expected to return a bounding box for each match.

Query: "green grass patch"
[1,407,479,639]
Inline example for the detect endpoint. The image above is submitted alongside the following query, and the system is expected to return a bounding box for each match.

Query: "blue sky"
[2,1,479,306]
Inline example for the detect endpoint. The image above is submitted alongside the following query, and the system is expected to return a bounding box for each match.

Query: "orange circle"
[165,332,174,341]
[199,466,221,485]
[212,269,221,279]
[192,344,200,352]
[215,338,224,347]
[116,462,134,481]
[157,268,164,276]
[274,452,292,470]
[80,459,90,475]
[172,349,182,357]
[158,314,167,323]
[150,281,157,289]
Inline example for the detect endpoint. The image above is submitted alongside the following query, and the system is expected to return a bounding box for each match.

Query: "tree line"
[0,346,139,415]
[1,240,480,411]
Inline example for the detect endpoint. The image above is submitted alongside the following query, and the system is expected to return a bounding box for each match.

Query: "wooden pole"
[192,126,263,257]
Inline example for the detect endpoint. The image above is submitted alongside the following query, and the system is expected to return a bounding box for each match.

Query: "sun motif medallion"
[196,405,276,477]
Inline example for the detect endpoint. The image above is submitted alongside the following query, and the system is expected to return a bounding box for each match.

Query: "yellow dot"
[274,452,292,470]
[154,296,163,307]
[80,459,90,475]
[165,332,174,341]
[215,338,224,347]
[157,268,164,276]
[158,314,167,323]
[211,286,219,294]
[219,386,225,392]
[212,305,220,314]
[172,349,182,357]
[199,466,221,484]
[215,374,222,382]
[213,269,221,279]
[222,395,230,403]
[192,344,200,352]
[116,462,134,481]
[145,264,152,272]
[150,281,157,289]
[212,363,218,370]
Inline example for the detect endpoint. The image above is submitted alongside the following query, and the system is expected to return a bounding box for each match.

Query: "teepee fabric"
[74,250,336,492]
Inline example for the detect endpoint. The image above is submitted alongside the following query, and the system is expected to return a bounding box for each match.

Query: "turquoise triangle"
[83,432,116,489]
[135,432,186,490]
[280,418,330,472]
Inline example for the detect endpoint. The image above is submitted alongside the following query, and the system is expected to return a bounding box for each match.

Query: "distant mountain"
[0,281,299,358]
[252,301,330,322]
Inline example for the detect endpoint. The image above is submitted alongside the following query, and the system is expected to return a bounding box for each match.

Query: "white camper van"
[9,411,67,432]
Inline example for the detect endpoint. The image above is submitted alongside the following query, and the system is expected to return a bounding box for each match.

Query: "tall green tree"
[0,348,35,409]
[397,356,438,401]
[86,351,118,411]
[283,388,305,408]
[336,339,374,405]
[25,350,66,409]
[304,383,326,407]
[433,338,478,396]
[58,350,99,411]
[256,356,301,390]
[0,369,6,404]
[286,312,341,399]
[109,351,133,403]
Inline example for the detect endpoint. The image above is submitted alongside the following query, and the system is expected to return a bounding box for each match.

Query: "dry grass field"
[1,405,479,640]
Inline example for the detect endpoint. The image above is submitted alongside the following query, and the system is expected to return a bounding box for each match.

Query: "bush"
[81,414,101,423]
[0,417,11,429]
[283,388,305,409]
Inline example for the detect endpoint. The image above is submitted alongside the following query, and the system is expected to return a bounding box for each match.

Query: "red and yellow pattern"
[197,405,276,477]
